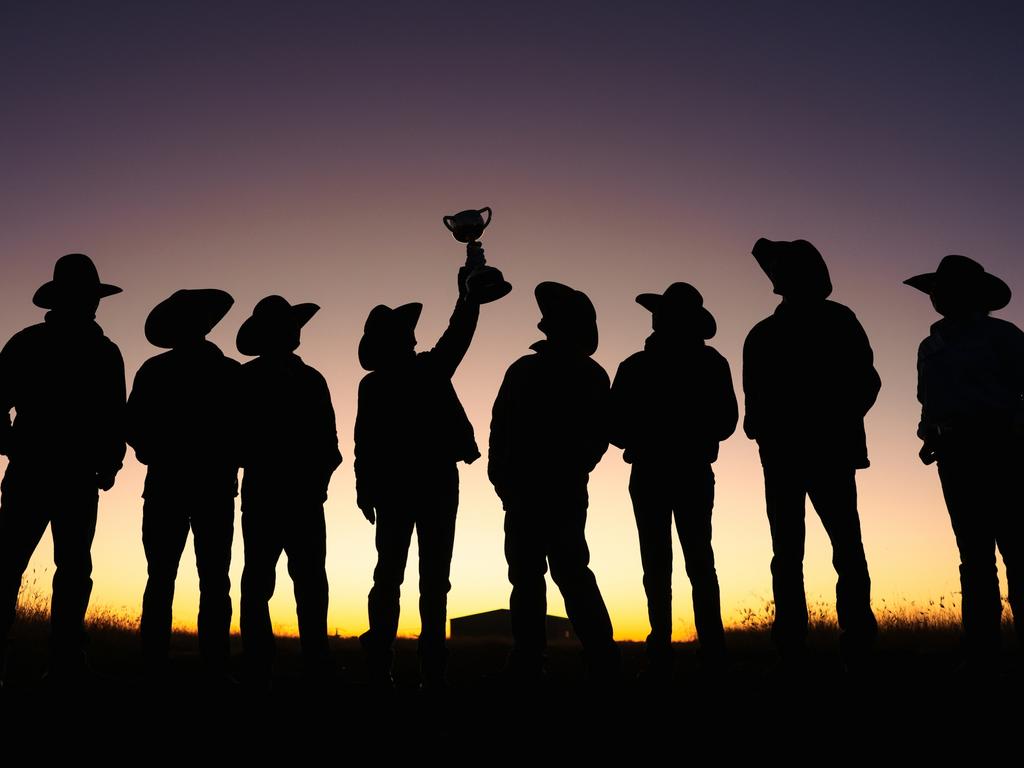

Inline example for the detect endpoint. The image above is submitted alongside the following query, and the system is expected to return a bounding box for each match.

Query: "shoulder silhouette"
[0,253,125,683]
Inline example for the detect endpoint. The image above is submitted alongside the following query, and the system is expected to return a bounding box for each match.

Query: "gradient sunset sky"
[2,1,1023,640]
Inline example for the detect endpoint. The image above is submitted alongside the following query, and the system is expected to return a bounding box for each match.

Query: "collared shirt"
[916,313,1024,436]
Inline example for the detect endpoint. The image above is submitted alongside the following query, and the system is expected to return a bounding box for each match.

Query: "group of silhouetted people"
[1,236,1021,689]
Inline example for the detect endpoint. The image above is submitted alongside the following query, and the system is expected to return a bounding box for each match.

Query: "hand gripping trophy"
[442,206,512,303]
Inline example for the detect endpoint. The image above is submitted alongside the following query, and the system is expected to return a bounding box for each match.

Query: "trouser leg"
[546,495,618,674]
[761,457,809,653]
[415,475,458,670]
[996,500,1024,646]
[629,467,674,663]
[503,506,548,672]
[140,499,190,666]
[240,509,283,675]
[285,506,330,669]
[363,505,415,669]
[48,483,99,664]
[938,454,1003,658]
[191,496,235,670]
[808,466,877,656]
[674,464,726,656]
[0,471,51,646]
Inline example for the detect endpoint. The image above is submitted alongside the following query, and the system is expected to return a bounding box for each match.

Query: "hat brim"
[236,302,320,356]
[145,289,235,349]
[32,281,122,310]
[904,271,1010,312]
[635,293,661,313]
[636,293,717,339]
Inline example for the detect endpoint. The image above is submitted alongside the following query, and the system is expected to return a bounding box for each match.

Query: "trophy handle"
[443,215,456,233]
[477,207,492,228]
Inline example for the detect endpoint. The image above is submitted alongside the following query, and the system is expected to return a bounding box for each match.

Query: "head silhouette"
[357,303,421,371]
[752,238,832,303]
[636,282,716,341]
[535,282,598,356]
[236,295,319,356]
[904,254,1010,318]
[33,253,122,317]
[145,289,234,349]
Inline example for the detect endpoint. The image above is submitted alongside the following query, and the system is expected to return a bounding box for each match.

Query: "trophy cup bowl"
[443,206,512,304]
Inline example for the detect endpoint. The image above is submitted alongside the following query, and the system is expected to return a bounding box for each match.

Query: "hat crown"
[252,294,291,316]
[662,282,704,309]
[52,253,101,285]
[936,254,984,277]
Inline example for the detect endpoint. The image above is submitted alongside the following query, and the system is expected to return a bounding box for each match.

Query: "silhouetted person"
[489,282,619,681]
[0,254,125,681]
[609,283,737,677]
[126,289,240,678]
[906,255,1024,666]
[743,238,880,668]
[355,258,484,689]
[235,296,342,686]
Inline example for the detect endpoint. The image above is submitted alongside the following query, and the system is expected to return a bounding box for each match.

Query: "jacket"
[610,333,737,466]
[488,339,610,500]
[916,313,1024,440]
[742,299,880,468]
[126,340,241,498]
[0,311,126,482]
[354,298,479,504]
[237,352,342,505]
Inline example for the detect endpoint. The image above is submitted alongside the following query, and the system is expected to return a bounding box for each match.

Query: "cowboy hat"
[636,282,716,340]
[535,281,598,356]
[752,238,832,300]
[357,302,423,371]
[145,289,234,349]
[33,253,122,309]
[904,254,1010,312]
[236,295,319,356]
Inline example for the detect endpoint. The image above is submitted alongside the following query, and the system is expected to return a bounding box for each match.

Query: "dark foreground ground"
[1,615,1021,755]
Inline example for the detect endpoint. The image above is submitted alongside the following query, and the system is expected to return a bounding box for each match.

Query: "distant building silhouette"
[450,609,576,644]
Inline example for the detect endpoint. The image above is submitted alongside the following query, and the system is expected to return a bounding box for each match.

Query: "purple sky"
[2,1,1022,637]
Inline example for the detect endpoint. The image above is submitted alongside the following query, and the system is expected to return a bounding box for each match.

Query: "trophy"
[443,206,512,303]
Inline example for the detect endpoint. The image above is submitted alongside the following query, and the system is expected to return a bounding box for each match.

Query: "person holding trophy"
[355,207,509,689]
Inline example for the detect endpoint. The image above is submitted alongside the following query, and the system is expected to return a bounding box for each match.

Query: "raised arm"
[428,259,482,379]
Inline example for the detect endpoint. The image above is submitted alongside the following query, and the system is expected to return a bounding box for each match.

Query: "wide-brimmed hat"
[904,254,1011,312]
[236,295,319,356]
[535,281,598,356]
[33,253,122,309]
[357,302,423,371]
[145,289,234,349]
[636,282,716,340]
[752,238,833,300]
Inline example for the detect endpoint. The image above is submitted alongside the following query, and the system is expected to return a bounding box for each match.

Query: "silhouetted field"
[2,594,1019,752]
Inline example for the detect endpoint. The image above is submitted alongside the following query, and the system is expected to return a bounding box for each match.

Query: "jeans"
[0,464,98,665]
[240,498,329,674]
[362,464,458,671]
[140,491,234,669]
[760,454,877,654]
[629,462,725,659]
